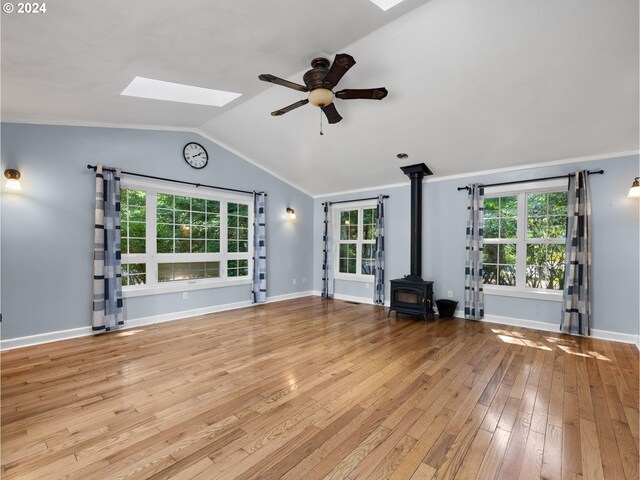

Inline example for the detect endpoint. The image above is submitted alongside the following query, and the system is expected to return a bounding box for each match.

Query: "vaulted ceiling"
[2,0,638,195]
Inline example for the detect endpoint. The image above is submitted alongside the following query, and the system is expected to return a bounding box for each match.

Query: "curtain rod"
[322,195,389,206]
[87,164,266,196]
[456,169,604,191]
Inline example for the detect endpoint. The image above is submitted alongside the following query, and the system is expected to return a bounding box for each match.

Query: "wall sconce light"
[628,177,640,198]
[4,169,22,191]
[286,207,296,219]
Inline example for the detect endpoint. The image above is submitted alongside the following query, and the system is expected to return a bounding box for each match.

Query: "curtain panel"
[373,195,386,305]
[321,203,334,298]
[561,171,591,335]
[92,165,124,332]
[252,192,267,303]
[464,184,484,320]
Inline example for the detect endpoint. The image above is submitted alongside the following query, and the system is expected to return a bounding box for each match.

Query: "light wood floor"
[1,297,638,479]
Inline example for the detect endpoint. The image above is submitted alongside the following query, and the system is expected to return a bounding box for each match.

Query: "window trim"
[333,200,377,283]
[483,179,566,301]
[120,177,253,298]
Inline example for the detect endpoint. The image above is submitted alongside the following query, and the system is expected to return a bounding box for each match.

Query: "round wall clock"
[183,142,209,169]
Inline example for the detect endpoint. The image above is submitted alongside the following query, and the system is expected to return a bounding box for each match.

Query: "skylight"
[121,77,241,107]
[369,0,405,11]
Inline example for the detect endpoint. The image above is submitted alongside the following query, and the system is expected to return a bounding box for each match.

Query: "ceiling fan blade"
[321,103,343,124]
[259,74,309,92]
[322,54,356,88]
[335,88,388,100]
[270,99,309,116]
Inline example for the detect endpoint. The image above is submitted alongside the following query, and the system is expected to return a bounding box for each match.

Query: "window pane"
[498,265,516,286]
[340,226,348,240]
[175,210,190,224]
[499,244,516,265]
[483,244,497,264]
[122,263,146,286]
[192,198,205,212]
[238,204,249,216]
[527,193,547,216]
[339,259,348,273]
[157,223,173,238]
[175,196,190,210]
[483,264,497,285]
[192,240,205,253]
[484,219,499,238]
[239,241,248,252]
[527,217,547,238]
[484,198,499,218]
[157,193,173,209]
[348,259,356,274]
[206,214,220,227]
[158,262,220,282]
[192,226,205,239]
[501,196,517,216]
[157,239,173,253]
[157,209,173,223]
[363,208,376,241]
[549,192,568,215]
[548,216,566,238]
[501,218,517,238]
[228,202,238,215]
[526,244,565,290]
[176,240,190,253]
[192,212,205,225]
[129,239,145,254]
[228,241,238,252]
[207,200,220,213]
[128,206,145,222]
[339,244,348,257]
[206,240,220,253]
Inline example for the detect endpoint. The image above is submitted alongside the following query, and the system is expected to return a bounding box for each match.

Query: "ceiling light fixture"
[397,153,408,159]
[308,88,335,107]
[121,77,241,107]
[4,169,22,191]
[286,207,296,219]
[369,0,406,11]
[628,177,640,198]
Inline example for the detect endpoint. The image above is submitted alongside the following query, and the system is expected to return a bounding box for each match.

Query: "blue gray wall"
[1,123,314,340]
[314,154,639,336]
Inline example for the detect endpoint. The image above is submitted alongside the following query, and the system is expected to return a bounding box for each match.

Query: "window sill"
[335,273,375,284]
[123,278,251,298]
[484,286,563,302]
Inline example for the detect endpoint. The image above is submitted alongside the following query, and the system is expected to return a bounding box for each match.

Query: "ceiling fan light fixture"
[308,88,335,107]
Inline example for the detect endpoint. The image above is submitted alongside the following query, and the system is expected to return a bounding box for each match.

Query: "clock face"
[183,142,209,169]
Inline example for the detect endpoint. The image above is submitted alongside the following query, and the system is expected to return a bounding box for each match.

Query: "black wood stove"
[389,163,435,321]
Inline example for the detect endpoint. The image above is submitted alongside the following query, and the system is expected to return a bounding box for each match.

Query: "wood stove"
[389,163,435,321]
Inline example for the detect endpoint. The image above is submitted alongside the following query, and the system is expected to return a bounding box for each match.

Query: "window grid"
[120,183,252,291]
[336,206,376,277]
[483,189,567,292]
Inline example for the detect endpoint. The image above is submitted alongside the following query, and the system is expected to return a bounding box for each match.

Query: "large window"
[120,179,252,296]
[483,183,567,298]
[335,204,377,280]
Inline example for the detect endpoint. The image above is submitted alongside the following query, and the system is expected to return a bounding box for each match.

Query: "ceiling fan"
[258,54,388,124]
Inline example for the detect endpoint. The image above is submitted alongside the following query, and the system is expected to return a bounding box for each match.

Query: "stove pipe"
[400,163,433,278]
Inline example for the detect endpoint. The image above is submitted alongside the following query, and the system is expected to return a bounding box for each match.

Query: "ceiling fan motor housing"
[303,58,333,90]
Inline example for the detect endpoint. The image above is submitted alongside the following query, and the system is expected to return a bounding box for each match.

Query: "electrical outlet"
[447,290,453,298]
[182,292,188,300]
[292,278,297,285]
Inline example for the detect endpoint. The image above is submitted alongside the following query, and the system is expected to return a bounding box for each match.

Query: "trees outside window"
[483,187,567,294]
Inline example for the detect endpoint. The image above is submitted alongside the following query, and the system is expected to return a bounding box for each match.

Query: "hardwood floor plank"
[1,298,637,480]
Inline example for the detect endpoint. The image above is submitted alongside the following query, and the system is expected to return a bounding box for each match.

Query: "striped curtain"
[92,165,124,332]
[561,171,591,335]
[321,202,334,298]
[373,195,386,305]
[464,184,484,320]
[252,192,267,303]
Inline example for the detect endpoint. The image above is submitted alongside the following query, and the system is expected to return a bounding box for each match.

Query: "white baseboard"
[462,310,639,346]
[0,291,314,351]
[311,290,390,307]
[3,292,636,350]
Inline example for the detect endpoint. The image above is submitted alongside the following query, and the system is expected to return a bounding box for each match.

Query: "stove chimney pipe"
[400,163,433,279]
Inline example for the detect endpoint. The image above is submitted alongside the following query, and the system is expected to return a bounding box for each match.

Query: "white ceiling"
[2,0,638,196]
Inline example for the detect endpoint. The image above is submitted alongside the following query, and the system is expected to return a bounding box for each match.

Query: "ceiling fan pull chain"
[319,109,324,136]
